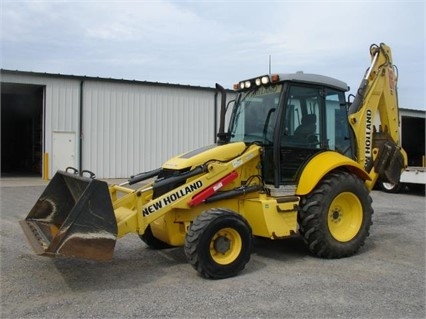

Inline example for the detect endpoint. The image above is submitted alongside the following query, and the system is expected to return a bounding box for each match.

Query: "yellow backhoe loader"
[20,43,407,279]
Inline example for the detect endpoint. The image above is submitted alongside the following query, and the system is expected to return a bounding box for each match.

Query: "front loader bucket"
[19,171,118,261]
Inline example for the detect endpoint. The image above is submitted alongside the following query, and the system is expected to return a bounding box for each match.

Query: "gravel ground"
[0,184,425,319]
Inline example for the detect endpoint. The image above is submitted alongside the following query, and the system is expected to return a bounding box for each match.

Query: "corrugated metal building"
[1,69,235,179]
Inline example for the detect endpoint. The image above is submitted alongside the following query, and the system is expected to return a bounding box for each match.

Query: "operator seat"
[294,114,317,137]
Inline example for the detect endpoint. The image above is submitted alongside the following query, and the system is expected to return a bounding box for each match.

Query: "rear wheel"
[298,170,373,258]
[139,225,173,249]
[184,208,253,279]
[379,180,403,193]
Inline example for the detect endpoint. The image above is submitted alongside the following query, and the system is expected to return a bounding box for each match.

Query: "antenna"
[269,55,271,75]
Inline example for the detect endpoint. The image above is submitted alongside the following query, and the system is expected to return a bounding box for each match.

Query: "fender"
[296,151,371,196]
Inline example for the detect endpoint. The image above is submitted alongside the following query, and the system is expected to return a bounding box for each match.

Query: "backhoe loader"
[21,43,407,279]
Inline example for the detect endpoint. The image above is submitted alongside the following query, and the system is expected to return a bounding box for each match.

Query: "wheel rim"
[382,182,396,191]
[209,227,242,265]
[327,192,363,242]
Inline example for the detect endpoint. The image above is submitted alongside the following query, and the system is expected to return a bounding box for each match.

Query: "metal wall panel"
[82,81,219,178]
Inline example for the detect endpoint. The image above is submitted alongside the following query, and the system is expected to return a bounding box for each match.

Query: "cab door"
[267,83,352,188]
[275,84,324,185]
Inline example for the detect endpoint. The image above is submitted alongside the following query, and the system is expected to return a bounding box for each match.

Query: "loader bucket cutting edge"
[19,171,118,261]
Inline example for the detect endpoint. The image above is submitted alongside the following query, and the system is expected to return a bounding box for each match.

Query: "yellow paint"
[42,153,49,180]
[115,207,138,238]
[162,142,247,170]
[209,227,242,265]
[348,43,407,175]
[327,192,363,242]
[242,195,298,238]
[296,151,370,195]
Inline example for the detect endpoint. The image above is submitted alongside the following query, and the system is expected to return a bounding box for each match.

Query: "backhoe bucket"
[19,171,118,261]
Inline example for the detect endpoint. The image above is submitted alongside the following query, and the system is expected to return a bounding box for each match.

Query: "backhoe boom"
[348,43,407,189]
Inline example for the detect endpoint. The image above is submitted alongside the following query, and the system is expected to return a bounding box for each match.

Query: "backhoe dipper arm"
[348,43,407,189]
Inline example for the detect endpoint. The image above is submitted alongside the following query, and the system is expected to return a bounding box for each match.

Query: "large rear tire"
[379,180,403,193]
[298,170,373,258]
[184,208,253,279]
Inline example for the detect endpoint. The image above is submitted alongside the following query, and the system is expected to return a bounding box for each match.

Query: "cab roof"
[278,72,349,92]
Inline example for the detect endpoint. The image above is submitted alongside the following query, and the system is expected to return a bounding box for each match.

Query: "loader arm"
[348,43,407,189]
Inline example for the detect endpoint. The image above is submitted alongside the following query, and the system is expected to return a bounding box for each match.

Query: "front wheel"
[298,170,373,258]
[184,208,253,279]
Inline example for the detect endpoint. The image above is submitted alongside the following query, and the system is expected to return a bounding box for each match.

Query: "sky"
[1,0,425,109]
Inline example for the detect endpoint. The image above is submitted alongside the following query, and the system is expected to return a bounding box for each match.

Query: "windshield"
[229,84,283,144]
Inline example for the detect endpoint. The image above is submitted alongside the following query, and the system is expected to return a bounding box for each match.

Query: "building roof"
[2,69,424,112]
[400,107,426,118]
[0,69,233,93]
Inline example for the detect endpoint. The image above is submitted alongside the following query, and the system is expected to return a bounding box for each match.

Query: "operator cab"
[227,72,353,188]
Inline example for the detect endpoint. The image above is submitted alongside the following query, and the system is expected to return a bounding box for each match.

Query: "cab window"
[324,90,353,157]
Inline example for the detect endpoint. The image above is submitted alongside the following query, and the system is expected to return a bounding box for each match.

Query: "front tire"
[184,208,253,279]
[298,170,373,258]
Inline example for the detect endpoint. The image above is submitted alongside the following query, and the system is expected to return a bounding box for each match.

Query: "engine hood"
[162,142,247,170]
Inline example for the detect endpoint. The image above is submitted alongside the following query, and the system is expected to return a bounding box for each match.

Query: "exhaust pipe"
[215,83,229,144]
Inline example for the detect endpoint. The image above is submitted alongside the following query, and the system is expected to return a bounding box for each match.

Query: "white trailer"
[379,108,425,193]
